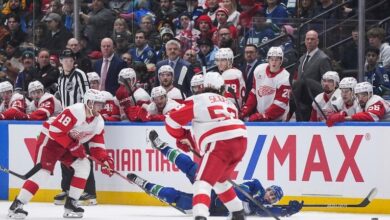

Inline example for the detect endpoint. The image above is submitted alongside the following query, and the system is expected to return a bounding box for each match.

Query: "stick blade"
[358,187,378,207]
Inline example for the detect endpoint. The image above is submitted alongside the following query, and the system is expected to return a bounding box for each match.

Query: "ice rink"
[0,201,389,220]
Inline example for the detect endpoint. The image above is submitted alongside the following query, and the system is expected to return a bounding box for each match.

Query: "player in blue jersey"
[128,130,303,218]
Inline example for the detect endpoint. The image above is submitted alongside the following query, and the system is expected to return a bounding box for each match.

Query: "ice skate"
[8,198,28,219]
[127,173,148,189]
[63,197,84,218]
[54,191,67,205]
[77,192,97,206]
[148,129,168,150]
[195,216,207,220]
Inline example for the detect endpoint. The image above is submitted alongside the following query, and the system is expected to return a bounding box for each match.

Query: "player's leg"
[54,164,73,205]
[79,146,97,206]
[149,130,198,183]
[9,134,66,219]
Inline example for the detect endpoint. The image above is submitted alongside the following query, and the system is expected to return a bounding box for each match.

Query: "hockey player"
[8,89,114,219]
[215,48,246,108]
[0,81,30,120]
[86,72,101,90]
[327,82,390,126]
[309,71,343,121]
[338,77,361,116]
[137,86,180,121]
[240,47,291,121]
[12,81,63,120]
[128,130,303,217]
[165,72,247,220]
[190,74,205,95]
[158,65,185,102]
[115,68,151,121]
[86,72,121,121]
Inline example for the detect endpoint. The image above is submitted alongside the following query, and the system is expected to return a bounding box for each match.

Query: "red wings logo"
[257,86,276,97]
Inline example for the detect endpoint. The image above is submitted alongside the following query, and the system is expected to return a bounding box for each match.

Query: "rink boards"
[1,121,390,214]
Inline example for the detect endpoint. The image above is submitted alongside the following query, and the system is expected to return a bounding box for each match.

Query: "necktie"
[302,54,310,71]
[169,60,174,68]
[100,58,109,91]
[244,64,251,81]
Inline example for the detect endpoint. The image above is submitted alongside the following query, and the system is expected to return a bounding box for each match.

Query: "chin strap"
[86,101,94,116]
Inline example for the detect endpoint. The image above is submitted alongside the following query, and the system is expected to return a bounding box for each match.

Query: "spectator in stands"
[237,0,263,32]
[175,12,200,53]
[42,12,73,55]
[80,0,116,51]
[157,27,175,60]
[197,38,218,69]
[29,22,47,49]
[296,0,316,19]
[62,0,75,32]
[240,44,263,102]
[183,49,202,74]
[139,15,162,51]
[114,34,131,57]
[4,14,27,44]
[119,0,155,26]
[293,30,332,121]
[217,26,237,53]
[35,49,60,94]
[264,0,289,25]
[204,0,220,21]
[121,52,133,67]
[222,0,240,26]
[2,0,29,34]
[129,30,157,65]
[67,38,93,73]
[367,27,390,70]
[195,15,214,41]
[112,17,133,45]
[156,40,194,97]
[340,28,358,71]
[94,38,127,95]
[47,0,63,15]
[15,50,36,93]
[315,0,342,20]
[279,25,298,74]
[3,40,22,83]
[155,0,179,24]
[364,46,390,99]
[186,0,203,20]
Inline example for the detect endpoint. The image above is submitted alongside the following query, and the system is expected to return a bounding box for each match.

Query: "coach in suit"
[94,38,127,95]
[155,40,194,97]
[240,44,263,103]
[293,30,332,121]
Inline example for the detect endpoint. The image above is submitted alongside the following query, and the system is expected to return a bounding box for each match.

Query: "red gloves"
[138,107,150,122]
[248,113,267,122]
[0,108,19,119]
[68,144,86,158]
[240,106,251,119]
[176,129,196,152]
[101,157,114,177]
[149,114,165,121]
[126,106,141,121]
[326,112,346,127]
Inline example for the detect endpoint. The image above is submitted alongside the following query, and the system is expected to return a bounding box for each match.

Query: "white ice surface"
[0,201,389,220]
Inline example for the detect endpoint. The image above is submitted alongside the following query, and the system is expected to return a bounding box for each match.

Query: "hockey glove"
[0,108,19,119]
[326,111,346,127]
[248,113,267,122]
[239,106,251,119]
[138,107,150,122]
[101,156,114,177]
[149,114,165,121]
[126,106,141,121]
[284,200,304,216]
[68,144,86,158]
[176,129,196,152]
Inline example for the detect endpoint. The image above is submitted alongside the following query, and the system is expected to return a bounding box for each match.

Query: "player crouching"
[8,89,114,219]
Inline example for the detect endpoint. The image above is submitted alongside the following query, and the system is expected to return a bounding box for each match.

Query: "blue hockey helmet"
[268,185,283,203]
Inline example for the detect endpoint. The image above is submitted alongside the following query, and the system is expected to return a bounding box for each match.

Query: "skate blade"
[54,199,65,205]
[7,211,27,219]
[63,210,83,218]
[77,199,97,206]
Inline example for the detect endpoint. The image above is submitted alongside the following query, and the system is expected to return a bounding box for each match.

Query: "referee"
[55,49,97,205]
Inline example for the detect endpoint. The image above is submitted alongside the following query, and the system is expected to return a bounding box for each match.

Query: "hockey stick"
[274,187,377,208]
[87,156,133,185]
[227,87,240,111]
[0,163,41,180]
[303,78,327,120]
[119,76,137,105]
[189,148,281,220]
[126,173,187,214]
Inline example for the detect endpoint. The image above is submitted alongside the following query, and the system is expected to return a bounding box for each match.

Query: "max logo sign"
[244,135,364,182]
[24,138,38,163]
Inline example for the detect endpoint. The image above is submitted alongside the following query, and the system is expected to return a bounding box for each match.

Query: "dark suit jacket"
[94,54,127,95]
[297,49,332,83]
[156,58,194,97]
[240,59,263,102]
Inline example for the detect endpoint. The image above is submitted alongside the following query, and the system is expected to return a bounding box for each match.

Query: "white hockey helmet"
[339,77,357,90]
[267,46,284,60]
[354,82,373,94]
[83,89,106,105]
[28,81,44,96]
[191,74,204,87]
[322,71,340,84]
[215,48,234,62]
[158,65,174,75]
[151,86,167,98]
[203,72,224,91]
[87,72,100,82]
[100,90,114,101]
[118,68,137,86]
[0,81,13,93]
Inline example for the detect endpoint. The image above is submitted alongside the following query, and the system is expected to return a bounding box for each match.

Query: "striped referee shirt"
[57,67,89,107]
